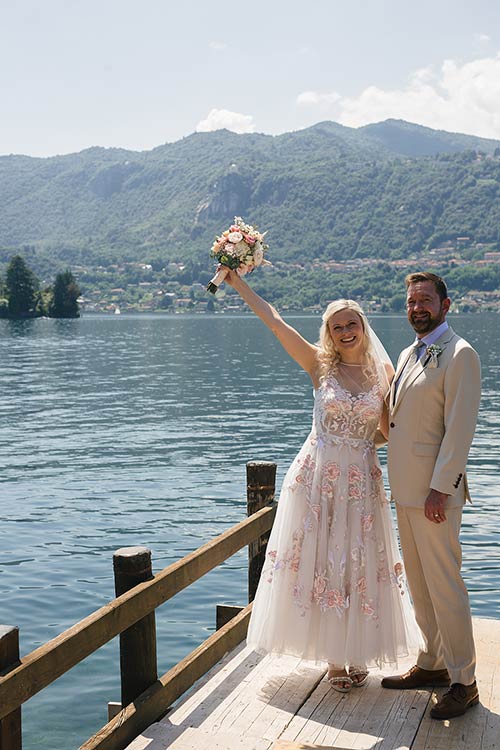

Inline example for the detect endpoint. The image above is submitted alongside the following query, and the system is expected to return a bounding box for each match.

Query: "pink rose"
[314,574,327,595]
[362,601,375,617]
[327,589,344,608]
[348,465,363,482]
[356,576,367,594]
[361,513,374,533]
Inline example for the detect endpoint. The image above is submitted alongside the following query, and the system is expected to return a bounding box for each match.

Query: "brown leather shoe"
[430,681,479,719]
[381,665,450,690]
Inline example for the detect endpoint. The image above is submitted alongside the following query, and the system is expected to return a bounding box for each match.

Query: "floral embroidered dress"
[246,365,422,667]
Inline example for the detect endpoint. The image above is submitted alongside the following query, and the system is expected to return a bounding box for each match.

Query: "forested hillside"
[0,119,499,272]
[1,120,499,312]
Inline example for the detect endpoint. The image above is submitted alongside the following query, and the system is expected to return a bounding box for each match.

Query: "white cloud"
[296,54,500,139]
[296,90,341,106]
[209,41,227,51]
[476,33,491,43]
[196,108,256,134]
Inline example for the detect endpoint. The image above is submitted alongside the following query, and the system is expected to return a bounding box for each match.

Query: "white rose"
[227,231,243,243]
[253,243,264,266]
[233,240,249,258]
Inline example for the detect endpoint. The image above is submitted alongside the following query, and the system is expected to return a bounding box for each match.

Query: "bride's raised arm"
[223,269,319,381]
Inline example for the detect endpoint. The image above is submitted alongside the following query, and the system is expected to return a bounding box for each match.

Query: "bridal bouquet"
[206,216,271,294]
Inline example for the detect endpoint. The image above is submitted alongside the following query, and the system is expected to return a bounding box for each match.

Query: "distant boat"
[114,306,121,315]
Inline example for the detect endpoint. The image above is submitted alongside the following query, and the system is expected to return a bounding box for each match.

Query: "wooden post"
[0,626,21,750]
[246,461,277,602]
[113,547,158,707]
[216,605,244,631]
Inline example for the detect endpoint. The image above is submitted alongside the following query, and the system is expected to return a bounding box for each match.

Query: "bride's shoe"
[349,666,369,687]
[327,667,353,693]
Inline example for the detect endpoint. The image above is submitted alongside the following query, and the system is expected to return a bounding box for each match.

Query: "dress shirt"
[412,321,449,361]
[394,321,449,396]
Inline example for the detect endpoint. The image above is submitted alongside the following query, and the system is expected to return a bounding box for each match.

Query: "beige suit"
[387,326,481,685]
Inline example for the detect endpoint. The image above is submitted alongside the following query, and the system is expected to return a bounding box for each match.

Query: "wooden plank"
[129,652,323,749]
[161,727,272,750]
[193,651,284,734]
[277,679,337,745]
[163,643,259,728]
[412,617,500,750]
[0,504,276,720]
[80,603,253,750]
[252,664,325,741]
[273,744,341,750]
[272,655,426,749]
[153,651,324,745]
[312,681,381,748]
[126,645,264,750]
[373,690,430,749]
[212,655,304,736]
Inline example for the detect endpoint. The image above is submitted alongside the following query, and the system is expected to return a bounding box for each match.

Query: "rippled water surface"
[0,313,498,749]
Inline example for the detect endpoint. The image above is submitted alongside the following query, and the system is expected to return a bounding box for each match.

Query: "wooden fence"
[0,461,277,750]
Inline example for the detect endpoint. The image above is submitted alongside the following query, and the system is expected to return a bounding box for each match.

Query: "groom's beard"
[410,306,445,334]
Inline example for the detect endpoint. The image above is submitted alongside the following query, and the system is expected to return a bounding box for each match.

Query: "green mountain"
[360,119,500,157]
[0,119,499,276]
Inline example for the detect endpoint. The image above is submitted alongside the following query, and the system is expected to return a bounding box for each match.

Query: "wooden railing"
[0,461,277,750]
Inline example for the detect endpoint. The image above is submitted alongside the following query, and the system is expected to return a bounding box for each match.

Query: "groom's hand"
[424,489,449,523]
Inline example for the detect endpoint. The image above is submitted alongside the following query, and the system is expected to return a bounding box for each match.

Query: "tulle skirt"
[246,432,423,667]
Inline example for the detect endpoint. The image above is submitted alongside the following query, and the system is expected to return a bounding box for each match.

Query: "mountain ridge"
[0,119,499,273]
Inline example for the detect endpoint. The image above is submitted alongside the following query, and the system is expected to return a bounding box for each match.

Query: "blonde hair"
[317,299,372,380]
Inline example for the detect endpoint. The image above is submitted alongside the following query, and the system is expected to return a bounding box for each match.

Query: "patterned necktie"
[394,341,426,399]
[408,340,426,367]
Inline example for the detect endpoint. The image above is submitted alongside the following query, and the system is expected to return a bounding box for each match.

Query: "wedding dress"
[247,363,422,667]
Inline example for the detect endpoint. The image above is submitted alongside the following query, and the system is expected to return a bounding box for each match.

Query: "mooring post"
[246,460,277,603]
[113,547,158,708]
[0,625,22,750]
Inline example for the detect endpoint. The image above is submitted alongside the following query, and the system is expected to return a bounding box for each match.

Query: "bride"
[222,270,422,692]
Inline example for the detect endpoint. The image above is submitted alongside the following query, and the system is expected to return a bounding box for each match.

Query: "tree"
[6,255,37,318]
[49,270,81,318]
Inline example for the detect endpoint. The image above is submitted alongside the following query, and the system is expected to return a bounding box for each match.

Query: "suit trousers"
[395,504,476,685]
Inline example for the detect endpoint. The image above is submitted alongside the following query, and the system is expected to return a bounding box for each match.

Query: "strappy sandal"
[348,667,369,687]
[327,673,353,693]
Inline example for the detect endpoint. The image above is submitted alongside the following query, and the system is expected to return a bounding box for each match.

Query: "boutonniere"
[424,344,443,368]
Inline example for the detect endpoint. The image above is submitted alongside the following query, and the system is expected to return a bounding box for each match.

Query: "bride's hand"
[217,266,241,288]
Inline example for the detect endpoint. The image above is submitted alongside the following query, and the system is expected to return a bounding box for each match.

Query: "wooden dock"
[125,617,500,750]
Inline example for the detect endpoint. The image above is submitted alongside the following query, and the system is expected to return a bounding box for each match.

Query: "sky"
[1,0,500,157]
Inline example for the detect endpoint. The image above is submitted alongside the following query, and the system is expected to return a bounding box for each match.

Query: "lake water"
[1,312,499,749]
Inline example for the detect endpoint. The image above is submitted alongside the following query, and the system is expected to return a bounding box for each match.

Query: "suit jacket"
[387,326,481,508]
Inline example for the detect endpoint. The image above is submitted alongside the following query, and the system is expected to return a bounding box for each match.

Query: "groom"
[383,272,481,720]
